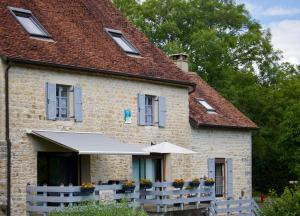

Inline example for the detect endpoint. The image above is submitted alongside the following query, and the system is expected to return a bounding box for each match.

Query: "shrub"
[50,201,147,216]
[261,185,300,216]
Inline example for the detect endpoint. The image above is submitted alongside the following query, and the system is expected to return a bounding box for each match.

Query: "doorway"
[132,154,163,182]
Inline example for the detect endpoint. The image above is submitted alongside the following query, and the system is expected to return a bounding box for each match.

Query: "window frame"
[215,158,226,197]
[197,98,217,113]
[145,95,155,126]
[105,28,140,55]
[8,6,51,38]
[56,85,70,120]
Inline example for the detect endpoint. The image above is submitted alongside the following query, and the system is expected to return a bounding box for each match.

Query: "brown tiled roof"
[0,0,257,129]
[188,72,257,129]
[0,0,191,83]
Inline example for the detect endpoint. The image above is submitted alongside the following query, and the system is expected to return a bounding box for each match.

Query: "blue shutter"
[208,158,215,197]
[46,82,56,120]
[226,158,233,198]
[138,94,145,125]
[74,86,83,122]
[158,96,166,127]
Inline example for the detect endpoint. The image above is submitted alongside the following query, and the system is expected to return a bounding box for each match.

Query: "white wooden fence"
[26,181,214,215]
[208,199,262,216]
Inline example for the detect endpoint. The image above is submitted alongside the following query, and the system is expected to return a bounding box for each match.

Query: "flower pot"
[80,187,95,195]
[189,181,200,188]
[122,185,135,193]
[204,181,214,187]
[172,182,184,189]
[140,183,153,189]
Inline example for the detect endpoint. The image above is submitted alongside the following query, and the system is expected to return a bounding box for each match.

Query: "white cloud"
[270,20,300,64]
[262,7,300,16]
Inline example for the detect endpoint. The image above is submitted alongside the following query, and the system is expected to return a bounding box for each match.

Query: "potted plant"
[172,179,185,189]
[140,178,153,189]
[81,182,95,194]
[204,178,215,187]
[189,178,200,188]
[122,180,135,192]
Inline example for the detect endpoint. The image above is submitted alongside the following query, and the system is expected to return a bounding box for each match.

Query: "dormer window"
[105,28,140,55]
[9,7,51,38]
[198,98,216,113]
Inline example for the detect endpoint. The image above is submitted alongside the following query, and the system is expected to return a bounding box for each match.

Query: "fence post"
[43,183,47,216]
[196,184,200,209]
[69,183,73,207]
[60,183,64,209]
[180,187,184,211]
[155,184,160,213]
[134,182,140,206]
[239,198,242,215]
[226,201,230,216]
[113,182,117,203]
[26,183,31,216]
[163,186,167,213]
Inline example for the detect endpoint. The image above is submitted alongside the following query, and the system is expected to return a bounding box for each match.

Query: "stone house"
[0,0,257,215]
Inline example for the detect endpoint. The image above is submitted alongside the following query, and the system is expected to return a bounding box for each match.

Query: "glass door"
[132,156,162,182]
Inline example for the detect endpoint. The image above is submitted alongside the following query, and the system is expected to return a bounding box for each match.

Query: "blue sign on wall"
[124,109,132,124]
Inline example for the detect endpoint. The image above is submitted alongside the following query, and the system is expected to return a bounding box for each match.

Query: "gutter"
[7,57,196,88]
[4,61,11,216]
[190,118,259,131]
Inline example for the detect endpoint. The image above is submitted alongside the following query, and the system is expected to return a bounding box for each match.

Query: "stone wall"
[190,128,252,199]
[0,59,7,216]
[7,64,192,215]
[3,63,253,215]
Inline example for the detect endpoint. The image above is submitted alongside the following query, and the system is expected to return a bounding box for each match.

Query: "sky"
[236,0,300,65]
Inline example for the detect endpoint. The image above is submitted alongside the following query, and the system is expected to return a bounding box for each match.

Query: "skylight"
[9,7,50,38]
[105,28,140,55]
[198,98,216,113]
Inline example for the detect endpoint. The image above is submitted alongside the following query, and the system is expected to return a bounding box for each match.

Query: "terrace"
[26,180,214,215]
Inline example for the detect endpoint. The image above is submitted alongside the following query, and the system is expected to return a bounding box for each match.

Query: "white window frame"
[8,6,51,38]
[105,28,140,55]
[198,98,216,113]
[56,85,70,120]
[145,95,155,126]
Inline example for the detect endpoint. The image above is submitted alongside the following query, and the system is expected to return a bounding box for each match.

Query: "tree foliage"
[261,186,300,216]
[113,0,300,193]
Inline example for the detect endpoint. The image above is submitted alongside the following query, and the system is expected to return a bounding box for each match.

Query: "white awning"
[30,130,148,155]
[143,142,197,154]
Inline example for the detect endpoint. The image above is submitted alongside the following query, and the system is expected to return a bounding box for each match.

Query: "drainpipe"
[5,61,12,216]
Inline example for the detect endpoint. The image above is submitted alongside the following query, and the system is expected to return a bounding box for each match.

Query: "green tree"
[113,0,300,193]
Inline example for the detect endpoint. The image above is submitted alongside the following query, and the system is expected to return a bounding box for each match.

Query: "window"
[198,98,216,113]
[215,158,225,197]
[56,85,69,119]
[145,95,155,126]
[138,94,166,127]
[9,7,50,38]
[105,28,140,55]
[47,83,82,122]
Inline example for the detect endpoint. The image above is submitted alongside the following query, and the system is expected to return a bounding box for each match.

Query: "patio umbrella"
[143,142,197,154]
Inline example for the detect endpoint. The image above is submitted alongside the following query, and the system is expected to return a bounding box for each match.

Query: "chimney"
[169,53,189,72]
